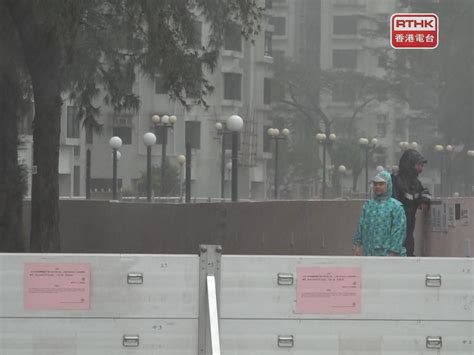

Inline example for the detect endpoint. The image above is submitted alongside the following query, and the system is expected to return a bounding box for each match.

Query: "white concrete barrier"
[0,251,472,354]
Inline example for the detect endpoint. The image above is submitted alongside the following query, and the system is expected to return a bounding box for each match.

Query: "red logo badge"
[390,13,439,49]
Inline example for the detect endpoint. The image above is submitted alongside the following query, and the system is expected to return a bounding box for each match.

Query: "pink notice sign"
[24,263,91,310]
[296,267,361,314]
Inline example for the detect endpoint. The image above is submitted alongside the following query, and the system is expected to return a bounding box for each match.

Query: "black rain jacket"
[391,149,431,218]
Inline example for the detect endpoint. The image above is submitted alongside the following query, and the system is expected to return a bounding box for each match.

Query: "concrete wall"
[23,200,370,255]
[24,198,461,256]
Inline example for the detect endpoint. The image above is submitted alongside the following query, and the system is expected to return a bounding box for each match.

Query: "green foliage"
[3,0,263,249]
[61,0,263,129]
[135,160,181,197]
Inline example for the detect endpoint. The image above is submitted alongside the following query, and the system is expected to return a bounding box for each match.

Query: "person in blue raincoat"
[352,170,407,256]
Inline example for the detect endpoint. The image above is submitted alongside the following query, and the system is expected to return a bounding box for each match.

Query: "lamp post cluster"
[316,132,336,199]
[109,136,123,200]
[399,141,418,150]
[359,137,378,197]
[213,115,245,201]
[267,127,290,199]
[152,114,177,197]
[143,132,157,202]
[107,114,246,202]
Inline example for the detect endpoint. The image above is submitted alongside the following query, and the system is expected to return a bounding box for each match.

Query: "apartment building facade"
[24,4,275,200]
[270,0,428,196]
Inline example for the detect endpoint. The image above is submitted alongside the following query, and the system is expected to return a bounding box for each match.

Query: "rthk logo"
[391,13,438,49]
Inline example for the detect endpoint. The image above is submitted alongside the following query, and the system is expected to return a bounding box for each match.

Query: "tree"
[270,58,397,196]
[4,0,262,251]
[367,0,474,193]
[330,138,364,194]
[0,1,29,251]
[136,160,181,198]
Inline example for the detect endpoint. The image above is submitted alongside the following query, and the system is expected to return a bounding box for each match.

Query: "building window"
[332,84,356,102]
[67,105,80,139]
[333,16,358,35]
[113,126,132,145]
[264,32,273,57]
[223,73,242,101]
[265,0,272,10]
[332,49,357,69]
[264,78,272,105]
[270,16,286,36]
[185,121,201,149]
[155,76,167,95]
[192,21,202,48]
[73,166,80,196]
[85,124,93,144]
[376,114,388,138]
[224,24,242,52]
[74,146,81,157]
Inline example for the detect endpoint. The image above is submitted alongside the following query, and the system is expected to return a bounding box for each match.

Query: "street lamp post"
[86,149,91,199]
[226,115,244,202]
[267,127,290,199]
[215,121,231,199]
[143,132,157,202]
[177,155,186,202]
[316,132,337,199]
[338,165,346,198]
[225,161,232,200]
[359,137,378,197]
[151,114,177,198]
[109,136,122,200]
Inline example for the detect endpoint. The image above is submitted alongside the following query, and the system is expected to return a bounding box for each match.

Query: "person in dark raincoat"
[391,149,431,256]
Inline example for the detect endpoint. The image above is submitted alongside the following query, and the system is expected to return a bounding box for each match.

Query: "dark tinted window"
[224,24,242,52]
[185,121,201,149]
[223,73,242,100]
[113,126,132,144]
[67,106,80,138]
[270,17,286,35]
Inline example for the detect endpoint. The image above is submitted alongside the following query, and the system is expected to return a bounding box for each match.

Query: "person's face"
[373,181,387,196]
[415,162,424,174]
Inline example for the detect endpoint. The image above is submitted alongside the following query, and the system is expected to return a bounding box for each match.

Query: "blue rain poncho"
[352,170,407,256]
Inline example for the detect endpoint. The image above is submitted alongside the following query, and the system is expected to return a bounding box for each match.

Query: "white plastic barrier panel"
[220,255,474,354]
[0,252,473,354]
